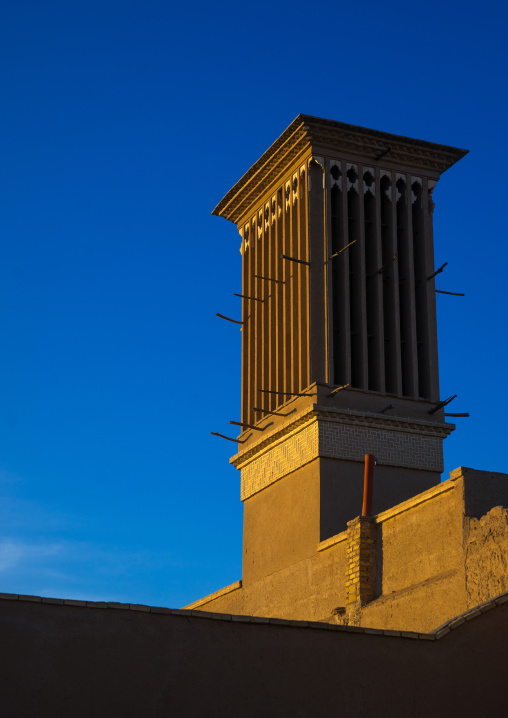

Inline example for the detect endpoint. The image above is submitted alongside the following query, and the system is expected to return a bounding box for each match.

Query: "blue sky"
[0,0,507,607]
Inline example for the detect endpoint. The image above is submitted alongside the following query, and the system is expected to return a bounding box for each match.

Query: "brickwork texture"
[240,422,318,500]
[346,516,377,605]
[319,421,443,473]
[240,416,444,500]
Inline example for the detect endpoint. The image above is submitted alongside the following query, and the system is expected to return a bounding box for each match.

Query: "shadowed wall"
[0,596,507,717]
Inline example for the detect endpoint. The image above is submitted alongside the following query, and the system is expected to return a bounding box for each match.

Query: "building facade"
[190,116,508,633]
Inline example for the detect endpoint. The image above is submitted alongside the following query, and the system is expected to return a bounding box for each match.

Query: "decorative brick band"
[240,421,318,501]
[238,410,449,500]
[319,420,444,473]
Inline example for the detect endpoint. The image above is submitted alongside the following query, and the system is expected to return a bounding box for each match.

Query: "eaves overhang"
[212,114,469,225]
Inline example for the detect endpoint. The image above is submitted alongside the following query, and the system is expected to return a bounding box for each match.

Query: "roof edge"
[1,589,506,639]
[211,114,308,221]
[212,114,468,225]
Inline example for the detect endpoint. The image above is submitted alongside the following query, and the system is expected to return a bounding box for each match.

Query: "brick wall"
[346,516,376,605]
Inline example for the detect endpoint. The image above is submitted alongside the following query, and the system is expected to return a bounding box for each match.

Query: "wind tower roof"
[212,114,468,224]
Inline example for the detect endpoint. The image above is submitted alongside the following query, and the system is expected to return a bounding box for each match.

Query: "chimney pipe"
[362,454,375,516]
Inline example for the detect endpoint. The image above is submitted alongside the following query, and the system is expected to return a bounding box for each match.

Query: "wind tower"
[213,115,467,585]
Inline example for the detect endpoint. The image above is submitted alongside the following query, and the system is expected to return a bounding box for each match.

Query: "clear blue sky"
[0,0,506,607]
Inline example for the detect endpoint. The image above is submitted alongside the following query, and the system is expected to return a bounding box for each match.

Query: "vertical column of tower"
[356,163,369,389]
[380,172,402,395]
[364,167,385,392]
[339,159,352,387]
[256,210,264,418]
[405,175,420,397]
[251,215,260,424]
[411,178,430,399]
[422,178,440,402]
[324,158,333,383]
[396,175,419,397]
[373,168,386,393]
[290,173,300,395]
[258,209,267,418]
[390,171,403,396]
[261,205,269,415]
[242,221,255,426]
[283,180,292,397]
[247,216,255,424]
[240,226,248,425]
[342,160,353,388]
[275,188,285,402]
[330,160,351,386]
[267,195,277,412]
[347,164,366,389]
[299,165,310,391]
[308,158,328,384]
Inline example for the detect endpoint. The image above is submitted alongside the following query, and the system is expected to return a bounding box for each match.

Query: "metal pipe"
[428,394,457,414]
[253,274,284,284]
[257,388,315,397]
[427,261,448,281]
[233,293,264,302]
[229,420,265,432]
[216,313,244,325]
[210,432,247,444]
[329,239,356,259]
[327,383,350,397]
[252,407,297,417]
[362,454,375,516]
[281,254,311,266]
[376,254,398,275]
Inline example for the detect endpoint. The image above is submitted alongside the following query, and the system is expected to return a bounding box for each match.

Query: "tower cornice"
[230,404,455,469]
[212,114,468,224]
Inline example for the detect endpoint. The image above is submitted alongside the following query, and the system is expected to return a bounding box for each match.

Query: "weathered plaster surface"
[465,506,508,608]
[189,469,508,634]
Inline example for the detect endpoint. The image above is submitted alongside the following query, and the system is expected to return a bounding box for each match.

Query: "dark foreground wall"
[0,595,507,717]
